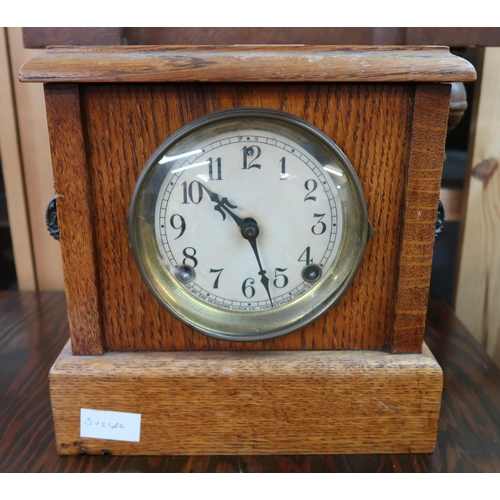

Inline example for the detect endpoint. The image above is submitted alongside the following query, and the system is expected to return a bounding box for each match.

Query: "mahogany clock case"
[19,46,476,355]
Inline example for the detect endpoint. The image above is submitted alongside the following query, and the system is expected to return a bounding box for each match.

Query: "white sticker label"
[80,408,141,442]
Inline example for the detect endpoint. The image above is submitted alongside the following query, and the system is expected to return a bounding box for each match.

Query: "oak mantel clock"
[20,45,476,455]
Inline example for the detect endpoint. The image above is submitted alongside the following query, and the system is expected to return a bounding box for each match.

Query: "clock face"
[129,109,369,341]
[155,129,343,313]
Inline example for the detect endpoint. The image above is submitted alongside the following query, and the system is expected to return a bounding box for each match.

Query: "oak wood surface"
[32,47,471,354]
[76,82,410,352]
[49,341,442,455]
[390,84,451,353]
[44,85,103,355]
[19,46,476,84]
[1,291,500,471]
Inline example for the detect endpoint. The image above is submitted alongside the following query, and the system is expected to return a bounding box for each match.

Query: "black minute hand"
[200,185,274,307]
[245,227,274,307]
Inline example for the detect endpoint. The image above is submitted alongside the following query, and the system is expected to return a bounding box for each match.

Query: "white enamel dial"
[155,130,343,312]
[129,109,369,341]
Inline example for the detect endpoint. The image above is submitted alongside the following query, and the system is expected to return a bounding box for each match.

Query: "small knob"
[45,196,60,241]
[435,199,445,237]
[448,82,468,132]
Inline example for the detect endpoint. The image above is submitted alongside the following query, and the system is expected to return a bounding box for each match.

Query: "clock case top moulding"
[20,46,475,455]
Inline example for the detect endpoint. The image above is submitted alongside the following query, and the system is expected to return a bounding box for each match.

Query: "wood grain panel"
[49,340,442,455]
[19,45,476,84]
[44,85,103,355]
[81,83,410,352]
[390,84,452,353]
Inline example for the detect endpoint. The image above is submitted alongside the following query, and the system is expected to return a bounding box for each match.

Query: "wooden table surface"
[1,291,500,472]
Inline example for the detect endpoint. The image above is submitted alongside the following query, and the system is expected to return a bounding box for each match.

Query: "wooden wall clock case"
[20,46,475,455]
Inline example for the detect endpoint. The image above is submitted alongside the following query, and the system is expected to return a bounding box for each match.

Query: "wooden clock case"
[20,45,475,455]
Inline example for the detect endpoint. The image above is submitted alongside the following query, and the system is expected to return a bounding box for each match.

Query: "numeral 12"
[242,146,261,169]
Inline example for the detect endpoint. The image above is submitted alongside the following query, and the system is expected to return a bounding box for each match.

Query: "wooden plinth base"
[49,342,443,455]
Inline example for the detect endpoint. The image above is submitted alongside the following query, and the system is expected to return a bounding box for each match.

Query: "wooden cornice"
[19,45,477,83]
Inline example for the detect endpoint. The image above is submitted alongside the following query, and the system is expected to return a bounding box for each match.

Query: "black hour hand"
[200,185,238,222]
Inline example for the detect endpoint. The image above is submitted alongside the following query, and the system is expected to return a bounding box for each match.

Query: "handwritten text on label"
[80,408,141,442]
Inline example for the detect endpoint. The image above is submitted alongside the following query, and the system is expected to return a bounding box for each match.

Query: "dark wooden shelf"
[22,27,500,49]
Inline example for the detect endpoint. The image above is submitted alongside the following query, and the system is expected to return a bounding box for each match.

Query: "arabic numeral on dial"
[304,179,317,202]
[209,268,223,289]
[273,268,289,289]
[169,214,186,240]
[242,277,256,298]
[208,157,222,180]
[181,181,203,204]
[280,157,287,180]
[182,247,198,268]
[311,213,327,235]
[298,246,313,265]
[242,146,261,169]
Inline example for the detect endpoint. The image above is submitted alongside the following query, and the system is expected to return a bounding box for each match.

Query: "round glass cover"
[129,108,369,341]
